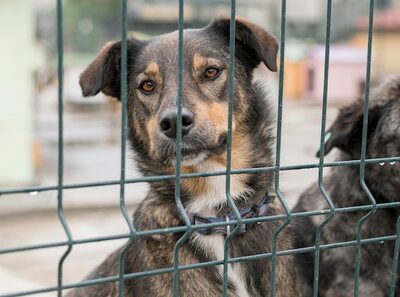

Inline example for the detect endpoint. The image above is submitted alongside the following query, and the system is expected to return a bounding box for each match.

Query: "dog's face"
[79,18,278,169]
[321,76,400,197]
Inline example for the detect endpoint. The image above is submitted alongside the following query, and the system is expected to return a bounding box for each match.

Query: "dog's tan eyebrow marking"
[193,53,208,70]
[193,53,222,67]
[144,62,160,76]
[136,62,163,85]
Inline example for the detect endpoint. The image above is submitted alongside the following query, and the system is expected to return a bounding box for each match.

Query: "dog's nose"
[159,108,194,138]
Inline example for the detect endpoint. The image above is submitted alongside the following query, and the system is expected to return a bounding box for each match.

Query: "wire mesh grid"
[1,0,400,296]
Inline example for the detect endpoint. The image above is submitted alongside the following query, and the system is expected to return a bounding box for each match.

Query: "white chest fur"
[185,161,253,215]
[186,161,252,297]
[190,233,251,297]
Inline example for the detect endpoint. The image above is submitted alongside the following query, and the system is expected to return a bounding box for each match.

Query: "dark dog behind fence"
[1,0,400,297]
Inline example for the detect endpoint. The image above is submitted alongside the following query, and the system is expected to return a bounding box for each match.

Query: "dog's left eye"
[139,80,156,94]
[203,67,220,80]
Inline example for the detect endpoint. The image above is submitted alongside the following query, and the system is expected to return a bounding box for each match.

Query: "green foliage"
[64,0,120,53]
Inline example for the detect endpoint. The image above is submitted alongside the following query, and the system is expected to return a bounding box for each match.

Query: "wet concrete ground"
[0,98,339,296]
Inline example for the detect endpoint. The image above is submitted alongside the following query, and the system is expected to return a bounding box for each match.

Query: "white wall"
[0,0,35,185]
[287,0,325,23]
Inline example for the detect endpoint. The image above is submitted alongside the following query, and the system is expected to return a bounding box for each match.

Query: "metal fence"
[1,0,400,297]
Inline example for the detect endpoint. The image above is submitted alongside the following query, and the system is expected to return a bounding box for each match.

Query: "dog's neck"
[180,130,272,216]
[147,155,272,219]
[183,159,257,217]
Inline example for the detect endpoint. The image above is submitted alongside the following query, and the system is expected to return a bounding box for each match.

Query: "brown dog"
[67,18,298,297]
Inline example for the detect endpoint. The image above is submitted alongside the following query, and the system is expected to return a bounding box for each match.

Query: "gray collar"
[189,193,275,236]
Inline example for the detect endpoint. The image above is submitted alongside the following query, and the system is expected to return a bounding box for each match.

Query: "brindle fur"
[293,77,400,297]
[67,18,298,297]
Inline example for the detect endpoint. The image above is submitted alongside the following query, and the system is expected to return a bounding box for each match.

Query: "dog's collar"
[189,193,275,236]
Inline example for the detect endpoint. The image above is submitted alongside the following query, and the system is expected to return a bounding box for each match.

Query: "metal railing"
[1,0,400,297]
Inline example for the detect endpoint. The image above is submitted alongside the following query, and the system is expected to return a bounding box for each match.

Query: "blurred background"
[1,0,400,294]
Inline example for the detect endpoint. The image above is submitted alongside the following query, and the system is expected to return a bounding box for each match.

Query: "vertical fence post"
[389,217,400,296]
[56,0,73,296]
[312,1,336,296]
[172,1,193,296]
[354,1,376,295]
[222,2,244,296]
[117,0,138,296]
[269,1,291,295]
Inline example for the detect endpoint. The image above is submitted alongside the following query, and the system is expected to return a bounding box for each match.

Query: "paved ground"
[0,83,340,295]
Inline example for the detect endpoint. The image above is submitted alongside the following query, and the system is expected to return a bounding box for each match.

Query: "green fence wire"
[55,0,73,296]
[354,1,377,296]
[1,0,400,297]
[269,1,291,296]
[313,1,335,296]
[172,1,192,296]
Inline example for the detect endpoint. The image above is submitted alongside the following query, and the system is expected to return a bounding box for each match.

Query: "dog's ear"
[316,100,382,158]
[206,17,278,71]
[80,39,142,99]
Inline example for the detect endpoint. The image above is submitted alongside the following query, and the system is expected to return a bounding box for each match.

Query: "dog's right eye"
[203,67,220,80]
[139,80,156,94]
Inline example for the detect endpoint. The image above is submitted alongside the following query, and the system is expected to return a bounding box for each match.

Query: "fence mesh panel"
[1,0,400,297]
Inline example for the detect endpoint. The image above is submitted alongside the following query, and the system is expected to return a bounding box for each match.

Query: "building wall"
[286,0,325,22]
[306,63,367,103]
[130,0,273,30]
[0,0,35,185]
[351,31,400,76]
[284,61,306,99]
